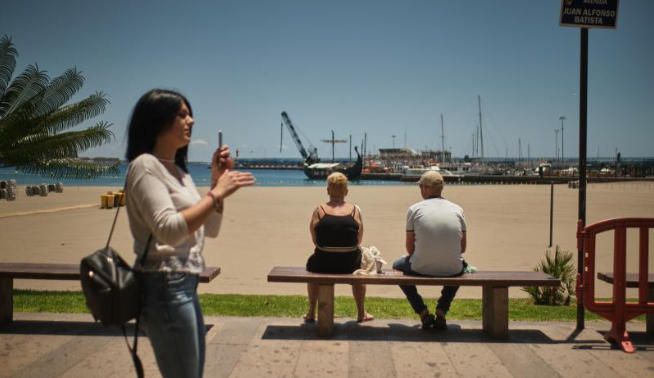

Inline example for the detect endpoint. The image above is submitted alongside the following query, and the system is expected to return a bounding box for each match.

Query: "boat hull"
[303,155,362,181]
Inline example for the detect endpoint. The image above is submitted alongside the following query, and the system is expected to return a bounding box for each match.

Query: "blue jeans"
[392,255,460,315]
[140,272,205,378]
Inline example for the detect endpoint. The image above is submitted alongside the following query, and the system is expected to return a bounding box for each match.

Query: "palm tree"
[0,35,118,178]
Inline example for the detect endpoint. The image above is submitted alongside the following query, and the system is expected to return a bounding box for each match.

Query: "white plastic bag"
[354,246,387,275]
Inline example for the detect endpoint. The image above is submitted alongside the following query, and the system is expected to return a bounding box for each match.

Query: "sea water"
[0,162,406,187]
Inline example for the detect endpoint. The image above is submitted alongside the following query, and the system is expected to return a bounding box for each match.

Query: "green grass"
[14,290,638,321]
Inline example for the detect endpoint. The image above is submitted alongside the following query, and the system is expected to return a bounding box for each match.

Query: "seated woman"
[305,172,373,323]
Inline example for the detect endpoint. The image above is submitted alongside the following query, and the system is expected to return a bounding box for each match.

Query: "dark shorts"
[306,249,362,274]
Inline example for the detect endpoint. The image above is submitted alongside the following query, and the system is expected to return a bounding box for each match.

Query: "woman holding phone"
[125,89,255,377]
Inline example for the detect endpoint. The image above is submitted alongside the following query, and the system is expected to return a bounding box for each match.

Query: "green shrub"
[523,245,576,305]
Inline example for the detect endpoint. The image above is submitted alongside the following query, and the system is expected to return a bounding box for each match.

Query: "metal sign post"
[560,0,619,29]
[559,0,619,331]
[577,27,588,331]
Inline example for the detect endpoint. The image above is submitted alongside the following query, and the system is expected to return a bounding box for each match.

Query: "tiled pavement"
[1,313,653,377]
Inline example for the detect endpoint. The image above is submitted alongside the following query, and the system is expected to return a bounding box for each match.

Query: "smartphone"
[217,130,223,168]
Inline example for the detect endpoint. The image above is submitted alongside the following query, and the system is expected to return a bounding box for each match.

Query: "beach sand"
[1,182,653,300]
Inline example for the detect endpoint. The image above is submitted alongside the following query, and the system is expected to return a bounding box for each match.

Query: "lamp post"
[560,116,566,162]
[392,135,396,148]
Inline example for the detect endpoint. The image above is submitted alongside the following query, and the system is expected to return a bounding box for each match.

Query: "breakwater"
[361,173,654,185]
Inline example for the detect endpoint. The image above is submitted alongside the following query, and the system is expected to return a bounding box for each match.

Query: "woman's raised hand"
[211,145,234,185]
[211,169,255,200]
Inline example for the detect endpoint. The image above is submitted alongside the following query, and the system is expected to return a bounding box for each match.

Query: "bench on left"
[0,262,220,324]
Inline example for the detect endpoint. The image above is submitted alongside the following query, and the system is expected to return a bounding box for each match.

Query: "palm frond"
[15,157,120,179]
[0,35,18,97]
[0,110,33,143]
[0,64,49,117]
[1,121,113,165]
[37,91,109,134]
[32,67,85,118]
[0,38,115,179]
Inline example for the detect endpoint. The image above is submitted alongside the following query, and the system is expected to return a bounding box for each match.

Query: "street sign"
[560,0,619,29]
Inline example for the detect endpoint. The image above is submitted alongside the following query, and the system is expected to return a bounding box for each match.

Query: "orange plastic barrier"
[576,218,654,353]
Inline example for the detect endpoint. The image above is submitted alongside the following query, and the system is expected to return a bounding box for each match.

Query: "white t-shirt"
[406,197,466,276]
[126,154,222,273]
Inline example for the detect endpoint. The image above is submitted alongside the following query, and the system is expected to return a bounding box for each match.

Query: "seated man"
[393,171,467,330]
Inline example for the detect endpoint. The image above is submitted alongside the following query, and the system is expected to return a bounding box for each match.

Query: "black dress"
[306,205,361,274]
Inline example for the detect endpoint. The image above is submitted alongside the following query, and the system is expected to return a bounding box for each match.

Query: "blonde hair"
[326,172,348,198]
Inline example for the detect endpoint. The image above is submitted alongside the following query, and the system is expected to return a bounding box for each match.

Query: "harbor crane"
[280,111,363,180]
[280,111,319,164]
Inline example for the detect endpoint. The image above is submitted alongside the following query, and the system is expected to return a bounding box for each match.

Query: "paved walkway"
[1,313,653,377]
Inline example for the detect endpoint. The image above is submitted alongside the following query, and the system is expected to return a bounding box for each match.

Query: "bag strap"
[105,176,129,250]
[104,199,123,250]
[111,174,149,378]
[124,233,151,378]
[122,233,151,378]
[122,321,144,378]
[104,176,153,264]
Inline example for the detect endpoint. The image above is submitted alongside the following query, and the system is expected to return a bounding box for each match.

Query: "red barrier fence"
[577,218,654,353]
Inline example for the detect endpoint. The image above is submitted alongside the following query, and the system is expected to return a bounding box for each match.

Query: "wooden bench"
[598,272,654,335]
[0,262,220,324]
[268,266,560,339]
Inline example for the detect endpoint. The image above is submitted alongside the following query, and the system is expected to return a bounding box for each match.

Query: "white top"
[126,154,222,273]
[406,197,466,276]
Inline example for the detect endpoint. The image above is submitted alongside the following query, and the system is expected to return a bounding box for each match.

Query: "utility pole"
[441,113,445,162]
[555,129,560,161]
[527,143,531,167]
[518,138,522,162]
[560,116,566,162]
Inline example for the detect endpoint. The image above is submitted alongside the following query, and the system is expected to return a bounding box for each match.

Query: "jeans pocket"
[165,273,196,305]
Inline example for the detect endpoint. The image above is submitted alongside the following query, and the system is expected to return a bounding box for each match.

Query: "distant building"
[378,148,418,160]
[420,150,451,162]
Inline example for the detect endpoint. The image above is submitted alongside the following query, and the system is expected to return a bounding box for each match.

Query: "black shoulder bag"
[80,189,152,378]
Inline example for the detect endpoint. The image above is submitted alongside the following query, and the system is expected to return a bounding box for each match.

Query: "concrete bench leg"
[482,286,508,339]
[317,284,334,337]
[0,277,12,324]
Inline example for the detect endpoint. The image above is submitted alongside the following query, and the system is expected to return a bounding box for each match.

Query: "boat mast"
[478,95,484,161]
[349,134,352,161]
[321,130,346,162]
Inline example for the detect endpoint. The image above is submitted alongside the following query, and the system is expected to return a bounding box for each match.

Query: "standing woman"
[125,89,254,377]
[305,172,373,323]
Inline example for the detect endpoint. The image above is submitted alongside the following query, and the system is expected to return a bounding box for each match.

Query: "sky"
[1,0,652,162]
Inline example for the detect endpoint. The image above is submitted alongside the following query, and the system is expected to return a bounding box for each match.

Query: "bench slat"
[598,272,654,288]
[268,266,560,287]
[0,263,220,283]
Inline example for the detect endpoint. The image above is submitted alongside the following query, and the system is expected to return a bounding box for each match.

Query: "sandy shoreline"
[1,182,653,299]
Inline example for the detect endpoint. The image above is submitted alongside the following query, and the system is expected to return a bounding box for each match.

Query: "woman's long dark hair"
[126,89,192,172]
